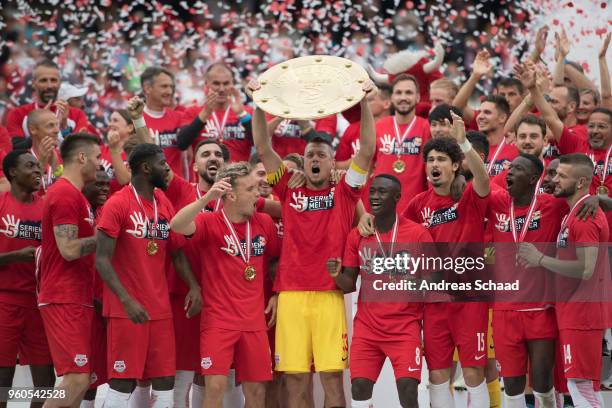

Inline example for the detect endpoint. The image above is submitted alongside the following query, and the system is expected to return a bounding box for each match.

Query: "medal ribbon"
[486,140,506,175]
[392,116,417,157]
[509,177,542,243]
[374,214,399,258]
[557,193,591,243]
[211,107,231,142]
[130,184,158,239]
[29,148,53,191]
[221,209,251,265]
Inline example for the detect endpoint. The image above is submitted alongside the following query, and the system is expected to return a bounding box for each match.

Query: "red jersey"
[191,211,280,331]
[38,178,96,305]
[5,102,90,138]
[0,126,11,154]
[343,218,433,339]
[96,186,184,320]
[272,169,361,291]
[182,106,253,163]
[542,124,586,160]
[404,183,489,242]
[270,118,307,159]
[373,115,431,212]
[487,190,568,310]
[486,142,519,177]
[143,108,189,178]
[315,114,337,136]
[0,192,43,308]
[555,205,610,329]
[335,122,360,162]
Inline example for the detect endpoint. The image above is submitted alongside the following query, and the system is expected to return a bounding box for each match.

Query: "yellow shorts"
[275,291,348,373]
[453,308,495,361]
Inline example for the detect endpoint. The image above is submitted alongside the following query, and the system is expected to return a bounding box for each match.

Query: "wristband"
[239,113,251,124]
[459,140,472,153]
[537,254,545,267]
[239,110,248,118]
[53,164,64,178]
[133,117,146,129]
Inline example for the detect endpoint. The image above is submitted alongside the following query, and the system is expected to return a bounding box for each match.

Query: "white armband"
[133,117,146,129]
[345,161,368,188]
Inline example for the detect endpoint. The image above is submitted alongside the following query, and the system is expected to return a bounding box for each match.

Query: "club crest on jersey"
[201,357,212,370]
[289,188,335,212]
[557,227,569,248]
[380,135,422,155]
[220,234,267,257]
[113,360,126,373]
[420,203,459,228]
[0,215,41,241]
[74,354,88,367]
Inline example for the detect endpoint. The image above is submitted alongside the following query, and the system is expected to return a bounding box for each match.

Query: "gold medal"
[146,240,158,256]
[244,265,256,281]
[597,185,609,196]
[393,159,405,173]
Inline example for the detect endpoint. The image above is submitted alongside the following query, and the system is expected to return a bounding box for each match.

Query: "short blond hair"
[216,161,251,187]
[430,78,459,98]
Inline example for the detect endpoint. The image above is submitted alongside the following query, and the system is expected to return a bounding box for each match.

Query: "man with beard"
[179,63,253,164]
[327,174,433,408]
[96,144,202,408]
[0,151,55,408]
[372,74,431,212]
[170,163,281,408]
[403,112,491,407]
[492,115,549,191]
[5,60,91,141]
[249,77,377,408]
[518,153,610,408]
[38,133,101,408]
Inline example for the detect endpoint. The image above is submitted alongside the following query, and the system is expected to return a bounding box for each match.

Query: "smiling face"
[109,111,134,140]
[229,173,260,218]
[587,111,612,150]
[577,92,596,123]
[194,142,225,185]
[12,153,42,193]
[144,72,175,108]
[391,79,420,116]
[430,119,452,139]
[251,162,272,198]
[477,101,506,134]
[369,176,400,216]
[303,142,333,188]
[515,122,544,157]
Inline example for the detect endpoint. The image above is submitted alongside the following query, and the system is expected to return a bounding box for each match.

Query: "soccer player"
[0,150,54,408]
[487,154,567,408]
[429,104,463,139]
[5,60,91,141]
[327,174,433,408]
[38,133,101,408]
[372,74,431,212]
[96,143,202,408]
[249,77,377,408]
[403,112,491,407]
[180,63,253,163]
[518,153,610,407]
[81,168,111,408]
[476,95,518,176]
[170,162,281,408]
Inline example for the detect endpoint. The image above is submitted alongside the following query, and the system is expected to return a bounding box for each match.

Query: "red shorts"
[350,335,422,382]
[40,304,93,375]
[200,327,272,383]
[171,294,200,371]
[558,329,604,382]
[492,309,557,377]
[0,302,52,366]
[423,302,488,370]
[89,313,107,388]
[107,318,175,380]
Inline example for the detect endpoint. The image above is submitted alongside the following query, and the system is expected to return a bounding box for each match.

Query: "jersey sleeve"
[558,126,589,154]
[571,217,602,244]
[403,196,421,223]
[96,195,126,238]
[192,212,211,243]
[342,228,361,268]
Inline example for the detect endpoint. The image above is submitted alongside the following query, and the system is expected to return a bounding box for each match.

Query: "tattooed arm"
[53,224,96,261]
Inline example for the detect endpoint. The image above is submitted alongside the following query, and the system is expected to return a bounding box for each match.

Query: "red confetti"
[565,2,574,7]
[602,2,607,8]
[406,1,414,9]
[491,26,499,35]
[552,19,560,26]
[577,8,583,14]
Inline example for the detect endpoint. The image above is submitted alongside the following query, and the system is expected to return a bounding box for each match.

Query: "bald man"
[26,110,62,191]
[179,63,253,165]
